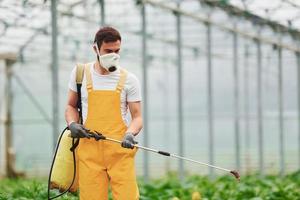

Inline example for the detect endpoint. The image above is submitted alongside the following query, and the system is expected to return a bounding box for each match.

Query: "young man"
[65,27,143,200]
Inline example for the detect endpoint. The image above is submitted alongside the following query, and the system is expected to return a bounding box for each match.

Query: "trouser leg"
[107,147,139,200]
[78,139,109,200]
[79,168,109,200]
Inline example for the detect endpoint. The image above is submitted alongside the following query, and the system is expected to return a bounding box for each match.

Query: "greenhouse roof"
[0,0,300,58]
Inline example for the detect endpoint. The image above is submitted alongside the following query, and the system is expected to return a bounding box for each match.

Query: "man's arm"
[126,101,143,136]
[65,89,90,138]
[65,89,80,125]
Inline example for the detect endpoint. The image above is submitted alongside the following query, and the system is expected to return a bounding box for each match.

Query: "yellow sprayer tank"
[49,128,79,193]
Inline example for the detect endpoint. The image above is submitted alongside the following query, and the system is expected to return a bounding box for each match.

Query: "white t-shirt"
[68,62,141,125]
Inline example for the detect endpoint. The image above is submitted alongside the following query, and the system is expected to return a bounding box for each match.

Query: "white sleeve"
[68,66,77,92]
[126,73,142,102]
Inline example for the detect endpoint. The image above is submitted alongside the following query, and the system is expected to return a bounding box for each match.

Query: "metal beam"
[98,0,105,26]
[59,11,204,55]
[162,54,170,173]
[19,26,48,57]
[232,25,240,172]
[201,0,300,39]
[3,58,19,178]
[175,3,184,181]
[141,2,149,182]
[296,52,300,169]
[142,0,300,53]
[0,53,16,177]
[51,0,59,151]
[256,39,264,176]
[277,45,285,176]
[243,43,251,174]
[206,21,214,178]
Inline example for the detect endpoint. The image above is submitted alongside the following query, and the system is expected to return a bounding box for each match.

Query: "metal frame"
[296,52,300,169]
[256,38,264,175]
[277,44,285,176]
[51,0,59,151]
[243,43,251,174]
[141,2,149,181]
[142,0,300,52]
[232,24,240,172]
[175,2,184,181]
[206,20,214,178]
[98,0,105,26]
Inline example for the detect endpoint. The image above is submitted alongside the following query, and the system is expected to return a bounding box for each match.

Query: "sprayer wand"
[89,131,240,181]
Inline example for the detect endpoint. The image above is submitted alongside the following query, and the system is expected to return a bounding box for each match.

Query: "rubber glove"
[121,133,137,149]
[69,122,90,139]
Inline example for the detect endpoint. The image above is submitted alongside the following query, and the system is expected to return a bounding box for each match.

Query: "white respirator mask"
[94,43,120,72]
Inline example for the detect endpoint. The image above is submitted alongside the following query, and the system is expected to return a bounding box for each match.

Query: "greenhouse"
[0,0,299,199]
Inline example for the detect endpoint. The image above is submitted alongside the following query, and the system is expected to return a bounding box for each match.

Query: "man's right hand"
[69,122,91,138]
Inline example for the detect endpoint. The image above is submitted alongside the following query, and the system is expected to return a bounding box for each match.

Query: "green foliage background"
[0,171,299,200]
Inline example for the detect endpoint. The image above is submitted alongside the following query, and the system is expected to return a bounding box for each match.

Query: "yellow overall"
[77,64,139,200]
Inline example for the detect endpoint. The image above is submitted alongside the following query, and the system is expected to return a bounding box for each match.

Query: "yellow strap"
[85,63,93,92]
[116,69,128,93]
[76,63,85,84]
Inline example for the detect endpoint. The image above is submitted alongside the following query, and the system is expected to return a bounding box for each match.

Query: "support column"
[233,26,240,172]
[51,0,59,151]
[175,3,184,181]
[4,59,17,178]
[141,2,149,181]
[98,0,105,26]
[244,44,251,174]
[206,22,214,178]
[277,46,285,176]
[296,52,300,169]
[256,39,264,175]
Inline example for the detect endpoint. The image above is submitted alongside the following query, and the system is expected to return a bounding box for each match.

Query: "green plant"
[0,171,299,200]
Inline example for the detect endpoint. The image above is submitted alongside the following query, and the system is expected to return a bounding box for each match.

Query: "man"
[65,27,143,200]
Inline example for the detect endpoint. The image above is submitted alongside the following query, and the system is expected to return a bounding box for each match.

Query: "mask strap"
[94,43,101,56]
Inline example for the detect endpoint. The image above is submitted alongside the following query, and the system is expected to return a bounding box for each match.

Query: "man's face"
[96,40,121,56]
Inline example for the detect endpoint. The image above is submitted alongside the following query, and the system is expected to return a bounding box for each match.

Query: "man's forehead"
[102,40,121,48]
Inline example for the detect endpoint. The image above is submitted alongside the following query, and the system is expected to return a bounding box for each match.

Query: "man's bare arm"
[65,89,79,126]
[126,101,143,136]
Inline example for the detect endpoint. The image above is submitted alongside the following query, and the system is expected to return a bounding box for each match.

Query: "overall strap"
[116,68,128,93]
[85,63,93,92]
[75,63,85,124]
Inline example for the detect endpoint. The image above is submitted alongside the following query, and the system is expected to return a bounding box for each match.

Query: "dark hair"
[94,26,121,49]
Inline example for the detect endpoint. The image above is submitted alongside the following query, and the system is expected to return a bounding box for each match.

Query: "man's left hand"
[121,133,137,149]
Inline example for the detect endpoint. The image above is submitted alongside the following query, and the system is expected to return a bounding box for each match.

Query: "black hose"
[47,127,78,200]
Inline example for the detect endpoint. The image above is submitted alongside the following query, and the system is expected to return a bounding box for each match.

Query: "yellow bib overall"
[77,64,139,200]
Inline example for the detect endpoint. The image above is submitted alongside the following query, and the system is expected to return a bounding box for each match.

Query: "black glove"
[69,122,90,139]
[121,133,137,149]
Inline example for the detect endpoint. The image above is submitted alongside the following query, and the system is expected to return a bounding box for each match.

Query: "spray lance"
[89,131,241,181]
